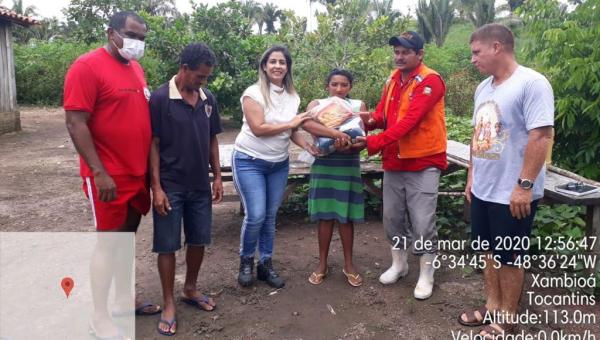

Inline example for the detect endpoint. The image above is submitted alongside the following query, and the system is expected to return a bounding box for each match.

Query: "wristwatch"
[518,178,534,190]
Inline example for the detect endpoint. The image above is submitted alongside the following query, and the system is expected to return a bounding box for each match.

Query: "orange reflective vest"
[383,65,447,159]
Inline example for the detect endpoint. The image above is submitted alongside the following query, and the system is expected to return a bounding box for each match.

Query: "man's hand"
[152,187,171,216]
[353,136,367,150]
[333,131,352,152]
[212,178,223,204]
[352,136,367,150]
[509,186,533,219]
[357,111,373,126]
[95,171,117,202]
[333,131,351,143]
[465,172,473,204]
[334,136,352,152]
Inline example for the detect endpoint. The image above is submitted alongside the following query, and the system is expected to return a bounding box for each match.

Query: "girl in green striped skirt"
[302,69,366,287]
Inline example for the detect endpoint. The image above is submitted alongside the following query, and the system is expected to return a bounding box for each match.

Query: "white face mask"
[112,31,145,61]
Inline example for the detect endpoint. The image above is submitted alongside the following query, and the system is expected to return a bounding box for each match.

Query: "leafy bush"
[14,41,98,105]
[531,204,599,295]
[519,0,600,180]
[446,113,473,143]
[437,169,469,240]
[13,1,481,124]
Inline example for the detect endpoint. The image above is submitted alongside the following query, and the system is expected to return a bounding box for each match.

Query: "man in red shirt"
[64,11,159,339]
[357,31,447,300]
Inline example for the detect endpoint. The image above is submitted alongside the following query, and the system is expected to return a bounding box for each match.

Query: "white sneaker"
[414,253,436,300]
[379,247,409,285]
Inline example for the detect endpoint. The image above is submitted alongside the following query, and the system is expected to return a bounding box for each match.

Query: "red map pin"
[61,277,74,298]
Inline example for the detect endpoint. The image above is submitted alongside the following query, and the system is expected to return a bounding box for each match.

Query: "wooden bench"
[214,144,384,202]
[215,142,600,261]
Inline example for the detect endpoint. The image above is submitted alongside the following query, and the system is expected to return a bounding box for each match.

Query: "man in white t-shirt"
[458,24,554,338]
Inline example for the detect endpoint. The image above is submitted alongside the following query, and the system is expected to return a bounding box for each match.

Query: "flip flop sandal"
[112,302,162,317]
[135,302,162,316]
[180,295,217,312]
[308,271,328,285]
[342,269,363,287]
[458,306,492,327]
[157,317,177,336]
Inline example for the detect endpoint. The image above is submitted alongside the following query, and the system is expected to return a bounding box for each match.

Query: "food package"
[314,116,366,155]
[308,97,354,129]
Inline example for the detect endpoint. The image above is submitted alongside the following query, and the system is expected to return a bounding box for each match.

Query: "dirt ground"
[1,107,598,339]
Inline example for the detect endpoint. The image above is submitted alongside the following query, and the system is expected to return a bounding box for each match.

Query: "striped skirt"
[308,153,364,223]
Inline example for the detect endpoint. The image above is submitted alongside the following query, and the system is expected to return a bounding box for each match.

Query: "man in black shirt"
[149,43,223,336]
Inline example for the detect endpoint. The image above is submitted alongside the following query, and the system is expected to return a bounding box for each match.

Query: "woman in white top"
[233,45,315,288]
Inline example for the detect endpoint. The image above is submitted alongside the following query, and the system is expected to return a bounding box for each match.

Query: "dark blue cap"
[389,31,424,52]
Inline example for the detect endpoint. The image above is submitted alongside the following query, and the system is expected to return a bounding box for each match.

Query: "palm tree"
[262,3,282,34]
[10,0,38,43]
[416,0,454,47]
[461,0,496,27]
[240,0,262,33]
[417,6,433,44]
[369,0,401,21]
[140,0,180,17]
[35,17,65,41]
[11,0,37,16]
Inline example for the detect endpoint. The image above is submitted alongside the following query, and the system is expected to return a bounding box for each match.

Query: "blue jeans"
[232,150,289,262]
[152,190,212,253]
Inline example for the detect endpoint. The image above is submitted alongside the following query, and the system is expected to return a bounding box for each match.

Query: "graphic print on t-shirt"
[472,100,508,160]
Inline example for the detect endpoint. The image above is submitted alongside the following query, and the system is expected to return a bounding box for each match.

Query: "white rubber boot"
[379,247,409,285]
[414,253,436,300]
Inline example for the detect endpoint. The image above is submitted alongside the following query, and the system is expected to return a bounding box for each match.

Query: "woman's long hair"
[257,45,297,109]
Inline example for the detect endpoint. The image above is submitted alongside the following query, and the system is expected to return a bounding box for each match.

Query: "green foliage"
[9,0,40,43]
[261,3,283,34]
[459,0,496,27]
[416,0,455,47]
[13,0,483,123]
[288,0,410,110]
[532,205,586,253]
[531,204,599,295]
[423,23,484,116]
[62,0,132,44]
[186,2,276,120]
[446,114,473,143]
[139,14,194,89]
[280,182,310,216]
[437,170,469,240]
[14,41,98,105]
[519,0,600,180]
[62,0,181,44]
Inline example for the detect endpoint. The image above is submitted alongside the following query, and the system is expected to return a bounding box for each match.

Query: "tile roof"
[0,6,39,27]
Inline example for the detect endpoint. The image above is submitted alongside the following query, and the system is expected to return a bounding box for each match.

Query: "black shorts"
[470,194,539,266]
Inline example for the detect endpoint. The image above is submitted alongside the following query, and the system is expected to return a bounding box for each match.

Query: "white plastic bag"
[308,97,354,129]
[297,150,316,165]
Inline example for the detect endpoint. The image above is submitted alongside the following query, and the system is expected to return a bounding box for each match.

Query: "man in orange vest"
[357,31,447,300]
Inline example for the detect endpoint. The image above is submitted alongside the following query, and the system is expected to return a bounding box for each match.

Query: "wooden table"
[215,144,384,200]
[216,142,600,260]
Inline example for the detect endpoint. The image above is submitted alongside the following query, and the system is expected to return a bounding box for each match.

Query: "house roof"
[0,6,39,27]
